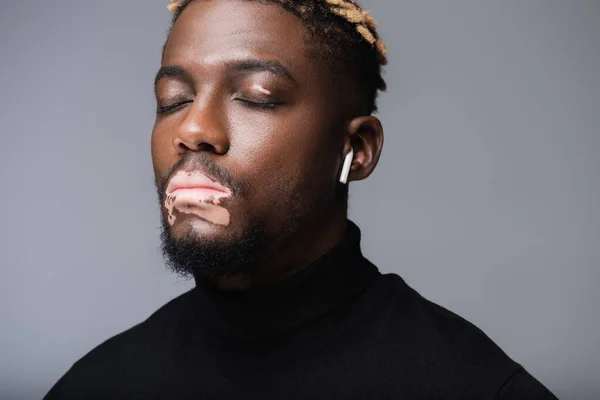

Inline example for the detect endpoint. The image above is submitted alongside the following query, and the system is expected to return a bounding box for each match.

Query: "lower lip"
[165,188,231,227]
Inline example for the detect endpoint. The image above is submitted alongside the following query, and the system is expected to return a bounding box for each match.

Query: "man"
[46,0,557,398]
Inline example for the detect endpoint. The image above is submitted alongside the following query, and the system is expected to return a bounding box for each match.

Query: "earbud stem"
[339,148,354,184]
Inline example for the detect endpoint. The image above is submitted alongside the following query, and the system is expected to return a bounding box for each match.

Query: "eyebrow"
[154,65,186,88]
[230,60,296,84]
[153,59,296,89]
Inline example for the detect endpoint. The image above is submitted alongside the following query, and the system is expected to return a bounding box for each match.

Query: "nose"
[172,98,229,155]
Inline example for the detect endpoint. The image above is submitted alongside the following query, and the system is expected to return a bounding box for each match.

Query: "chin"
[167,212,244,243]
[159,212,269,279]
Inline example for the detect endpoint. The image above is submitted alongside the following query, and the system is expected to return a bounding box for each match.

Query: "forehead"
[163,1,314,75]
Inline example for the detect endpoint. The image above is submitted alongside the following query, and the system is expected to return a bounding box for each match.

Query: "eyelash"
[156,98,281,115]
[236,98,280,110]
[156,101,191,115]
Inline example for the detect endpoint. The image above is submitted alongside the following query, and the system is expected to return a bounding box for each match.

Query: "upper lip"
[166,170,231,196]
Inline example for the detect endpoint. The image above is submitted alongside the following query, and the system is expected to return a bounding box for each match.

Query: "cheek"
[151,126,174,184]
[231,115,338,208]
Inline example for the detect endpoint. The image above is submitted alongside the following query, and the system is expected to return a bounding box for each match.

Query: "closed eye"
[156,100,192,115]
[236,98,280,110]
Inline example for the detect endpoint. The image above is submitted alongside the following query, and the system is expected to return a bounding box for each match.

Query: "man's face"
[152,1,345,276]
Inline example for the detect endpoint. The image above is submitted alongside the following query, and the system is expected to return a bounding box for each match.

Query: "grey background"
[1,0,598,398]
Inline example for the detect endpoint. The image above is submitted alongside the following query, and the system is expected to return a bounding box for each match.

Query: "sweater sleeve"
[494,367,558,400]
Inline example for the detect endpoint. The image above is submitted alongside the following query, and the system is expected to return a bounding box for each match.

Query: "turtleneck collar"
[191,221,380,342]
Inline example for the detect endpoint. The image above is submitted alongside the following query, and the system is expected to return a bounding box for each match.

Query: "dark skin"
[152,0,383,291]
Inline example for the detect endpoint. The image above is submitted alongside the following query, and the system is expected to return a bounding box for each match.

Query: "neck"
[190,219,379,346]
[212,207,348,291]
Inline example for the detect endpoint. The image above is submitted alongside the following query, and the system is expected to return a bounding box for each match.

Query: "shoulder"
[44,290,195,399]
[80,288,194,359]
[371,273,545,396]
[377,273,512,359]
[494,367,558,399]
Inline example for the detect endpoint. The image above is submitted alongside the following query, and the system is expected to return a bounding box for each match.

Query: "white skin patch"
[164,171,232,226]
[252,83,272,95]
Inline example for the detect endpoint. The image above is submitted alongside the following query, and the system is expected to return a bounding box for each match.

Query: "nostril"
[174,137,221,155]
[172,126,229,154]
[196,143,217,152]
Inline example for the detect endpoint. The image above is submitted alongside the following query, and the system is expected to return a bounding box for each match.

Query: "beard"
[158,216,271,280]
[155,153,308,281]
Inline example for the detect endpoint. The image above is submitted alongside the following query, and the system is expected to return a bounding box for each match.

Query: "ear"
[344,116,384,182]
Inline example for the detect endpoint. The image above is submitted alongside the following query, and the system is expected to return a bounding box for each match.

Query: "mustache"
[158,153,247,197]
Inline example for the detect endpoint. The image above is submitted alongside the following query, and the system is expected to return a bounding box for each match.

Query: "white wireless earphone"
[339,148,354,184]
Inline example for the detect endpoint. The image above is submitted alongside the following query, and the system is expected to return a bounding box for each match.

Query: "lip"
[166,170,232,197]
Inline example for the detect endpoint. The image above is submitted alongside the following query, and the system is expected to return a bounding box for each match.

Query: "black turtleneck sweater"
[45,223,557,399]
